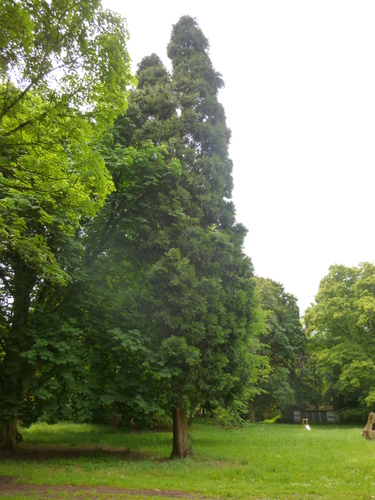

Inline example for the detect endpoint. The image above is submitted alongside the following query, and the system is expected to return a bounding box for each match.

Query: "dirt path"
[0,475,208,499]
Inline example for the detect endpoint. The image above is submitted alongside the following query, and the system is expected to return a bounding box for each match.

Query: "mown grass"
[0,419,374,499]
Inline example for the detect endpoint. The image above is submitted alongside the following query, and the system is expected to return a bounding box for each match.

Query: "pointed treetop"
[167,16,209,61]
[167,16,224,95]
[136,53,170,88]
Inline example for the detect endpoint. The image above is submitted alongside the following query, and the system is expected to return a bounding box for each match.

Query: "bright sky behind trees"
[102,0,375,314]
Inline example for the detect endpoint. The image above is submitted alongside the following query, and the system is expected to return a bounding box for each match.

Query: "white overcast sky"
[102,0,375,315]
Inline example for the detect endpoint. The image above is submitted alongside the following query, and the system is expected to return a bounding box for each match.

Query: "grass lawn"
[0,420,374,499]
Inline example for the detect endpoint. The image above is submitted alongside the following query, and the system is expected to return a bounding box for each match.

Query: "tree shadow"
[0,444,160,462]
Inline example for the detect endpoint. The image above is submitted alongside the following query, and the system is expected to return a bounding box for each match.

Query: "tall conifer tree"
[113,17,262,457]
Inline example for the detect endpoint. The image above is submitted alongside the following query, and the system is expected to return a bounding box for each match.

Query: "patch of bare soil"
[0,476,209,499]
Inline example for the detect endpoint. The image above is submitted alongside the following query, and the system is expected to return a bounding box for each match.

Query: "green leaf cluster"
[304,262,375,421]
[250,278,305,421]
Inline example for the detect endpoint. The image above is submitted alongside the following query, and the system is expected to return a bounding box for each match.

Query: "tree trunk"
[0,416,23,451]
[362,412,375,440]
[249,404,256,423]
[1,257,34,451]
[171,406,191,458]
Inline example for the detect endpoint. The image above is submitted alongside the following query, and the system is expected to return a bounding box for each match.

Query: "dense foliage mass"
[0,7,268,456]
[75,16,266,457]
[250,278,305,422]
[0,0,133,450]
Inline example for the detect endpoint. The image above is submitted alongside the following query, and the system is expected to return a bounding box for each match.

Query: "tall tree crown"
[167,16,224,95]
[167,16,210,60]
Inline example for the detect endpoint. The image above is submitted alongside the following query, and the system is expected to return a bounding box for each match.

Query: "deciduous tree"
[250,278,304,421]
[304,262,375,422]
[0,0,133,449]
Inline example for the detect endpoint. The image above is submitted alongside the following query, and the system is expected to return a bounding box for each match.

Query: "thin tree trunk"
[249,403,256,423]
[171,406,191,458]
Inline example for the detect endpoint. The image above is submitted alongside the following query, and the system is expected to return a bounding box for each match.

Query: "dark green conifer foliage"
[111,16,262,458]
[168,16,233,228]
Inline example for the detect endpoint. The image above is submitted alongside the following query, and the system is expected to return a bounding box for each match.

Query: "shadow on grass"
[0,444,160,462]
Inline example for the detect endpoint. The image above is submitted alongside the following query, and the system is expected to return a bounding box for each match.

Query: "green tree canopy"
[304,262,375,422]
[0,0,133,450]
[250,278,304,421]
[0,0,134,279]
